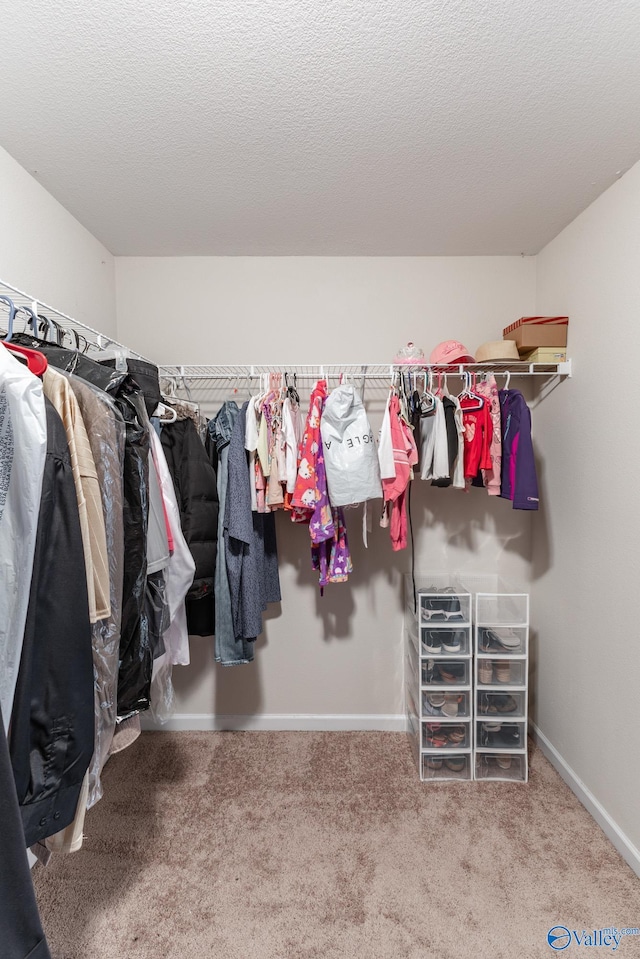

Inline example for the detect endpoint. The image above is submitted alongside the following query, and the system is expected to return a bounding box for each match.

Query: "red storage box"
[503,316,569,336]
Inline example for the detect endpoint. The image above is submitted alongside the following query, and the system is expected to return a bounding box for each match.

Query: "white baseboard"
[140,713,407,733]
[530,722,640,879]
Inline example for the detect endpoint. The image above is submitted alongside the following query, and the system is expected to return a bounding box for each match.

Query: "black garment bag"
[11,335,154,716]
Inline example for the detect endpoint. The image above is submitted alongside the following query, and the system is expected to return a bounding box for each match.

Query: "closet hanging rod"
[0,277,152,363]
[159,360,572,380]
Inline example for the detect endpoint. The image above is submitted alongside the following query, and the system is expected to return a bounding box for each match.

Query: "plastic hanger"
[38,314,64,345]
[153,401,177,423]
[285,372,300,406]
[14,305,41,339]
[458,372,484,410]
[2,341,48,376]
[418,371,436,414]
[0,295,16,340]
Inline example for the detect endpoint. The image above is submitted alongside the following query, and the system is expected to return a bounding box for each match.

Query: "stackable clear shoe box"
[404,578,473,782]
[405,577,530,783]
[473,592,529,783]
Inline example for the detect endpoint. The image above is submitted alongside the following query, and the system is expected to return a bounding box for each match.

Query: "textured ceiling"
[1,0,640,255]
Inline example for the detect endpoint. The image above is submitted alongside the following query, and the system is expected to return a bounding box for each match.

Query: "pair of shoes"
[423,630,466,653]
[436,663,467,684]
[479,694,518,714]
[426,723,466,747]
[479,628,521,652]
[420,588,464,621]
[447,724,466,745]
[425,725,449,747]
[425,755,467,774]
[495,754,513,770]
[478,661,511,684]
[481,724,522,748]
[426,692,464,717]
[478,660,494,684]
[444,756,466,772]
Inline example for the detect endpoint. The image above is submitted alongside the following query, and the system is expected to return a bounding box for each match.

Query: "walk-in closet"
[1,2,640,957]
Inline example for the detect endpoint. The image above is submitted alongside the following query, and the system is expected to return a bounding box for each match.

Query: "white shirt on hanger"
[0,347,47,731]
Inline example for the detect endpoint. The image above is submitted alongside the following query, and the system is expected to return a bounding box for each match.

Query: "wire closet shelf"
[158,360,572,381]
[0,277,152,363]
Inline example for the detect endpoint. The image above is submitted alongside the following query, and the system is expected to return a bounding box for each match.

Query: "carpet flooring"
[32,732,640,959]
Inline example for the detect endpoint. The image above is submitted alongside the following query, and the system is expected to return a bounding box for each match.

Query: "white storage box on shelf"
[473,591,530,783]
[404,576,472,782]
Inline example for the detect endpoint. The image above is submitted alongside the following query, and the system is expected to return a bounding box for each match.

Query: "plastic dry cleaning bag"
[321,385,382,507]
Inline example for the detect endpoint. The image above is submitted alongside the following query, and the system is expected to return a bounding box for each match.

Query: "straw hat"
[475,339,521,363]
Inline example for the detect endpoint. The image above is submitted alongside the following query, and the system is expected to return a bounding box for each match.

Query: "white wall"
[533,160,640,858]
[0,146,116,334]
[116,256,536,722]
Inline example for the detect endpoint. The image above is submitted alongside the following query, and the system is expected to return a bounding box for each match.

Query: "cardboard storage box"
[520,347,567,363]
[504,324,568,351]
[503,315,569,336]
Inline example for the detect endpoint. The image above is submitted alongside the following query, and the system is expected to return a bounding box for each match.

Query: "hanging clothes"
[451,395,466,489]
[148,429,196,722]
[0,346,47,730]
[418,394,449,481]
[150,428,195,667]
[460,395,493,480]
[291,380,333,531]
[282,394,303,497]
[67,375,126,809]
[10,335,154,718]
[499,389,540,510]
[475,374,502,495]
[43,366,111,624]
[321,384,382,507]
[0,704,51,959]
[378,387,397,480]
[9,399,94,848]
[209,401,254,664]
[431,396,459,488]
[224,402,281,643]
[161,416,219,636]
[381,392,419,551]
[292,380,353,586]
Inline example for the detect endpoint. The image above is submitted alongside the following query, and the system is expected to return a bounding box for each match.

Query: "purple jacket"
[499,390,539,511]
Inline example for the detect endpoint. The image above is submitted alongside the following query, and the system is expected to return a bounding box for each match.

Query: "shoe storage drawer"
[475,721,527,750]
[423,720,471,750]
[422,690,471,719]
[476,627,527,656]
[476,690,526,719]
[421,627,470,657]
[422,659,470,687]
[422,752,472,782]
[474,752,527,783]
[418,589,471,626]
[475,659,527,687]
[475,593,528,627]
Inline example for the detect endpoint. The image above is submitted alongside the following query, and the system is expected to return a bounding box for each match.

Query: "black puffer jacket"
[161,418,219,636]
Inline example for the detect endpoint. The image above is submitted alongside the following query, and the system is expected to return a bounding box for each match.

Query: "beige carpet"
[33,732,640,959]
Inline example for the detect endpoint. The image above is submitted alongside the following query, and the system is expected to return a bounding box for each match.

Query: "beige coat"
[43,368,110,624]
